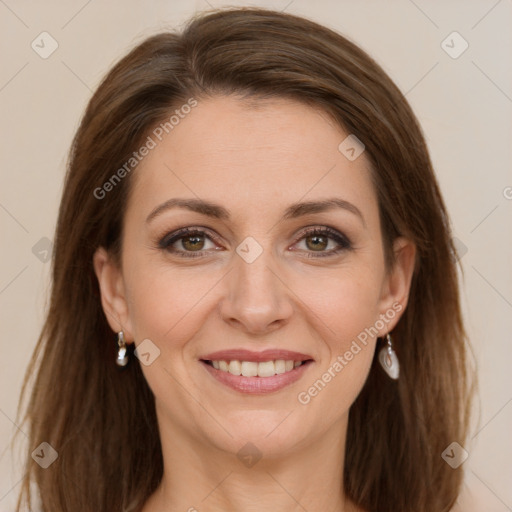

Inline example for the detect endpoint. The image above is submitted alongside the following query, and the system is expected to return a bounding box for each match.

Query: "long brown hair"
[14,7,475,512]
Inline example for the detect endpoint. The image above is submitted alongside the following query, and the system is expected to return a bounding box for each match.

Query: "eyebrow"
[146,197,366,227]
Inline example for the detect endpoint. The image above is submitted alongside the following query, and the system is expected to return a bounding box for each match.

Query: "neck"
[142,407,362,512]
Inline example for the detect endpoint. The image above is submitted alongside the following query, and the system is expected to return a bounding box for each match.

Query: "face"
[94,95,414,460]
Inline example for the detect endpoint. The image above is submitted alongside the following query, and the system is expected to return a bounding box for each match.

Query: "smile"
[199,349,314,394]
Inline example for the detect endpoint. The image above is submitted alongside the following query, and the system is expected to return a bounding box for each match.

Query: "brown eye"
[293,227,352,258]
[180,234,206,251]
[159,228,218,258]
[305,233,329,251]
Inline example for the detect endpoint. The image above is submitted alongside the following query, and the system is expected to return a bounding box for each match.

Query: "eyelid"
[291,225,351,245]
[289,225,352,256]
[157,224,352,258]
[158,226,222,250]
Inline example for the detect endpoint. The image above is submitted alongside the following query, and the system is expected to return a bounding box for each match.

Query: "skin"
[94,95,416,512]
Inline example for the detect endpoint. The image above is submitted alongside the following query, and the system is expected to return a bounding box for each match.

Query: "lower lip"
[201,360,313,394]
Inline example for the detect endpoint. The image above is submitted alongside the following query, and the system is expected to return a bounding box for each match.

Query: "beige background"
[1,0,511,510]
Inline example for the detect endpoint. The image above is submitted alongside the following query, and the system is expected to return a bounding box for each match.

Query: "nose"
[219,245,294,336]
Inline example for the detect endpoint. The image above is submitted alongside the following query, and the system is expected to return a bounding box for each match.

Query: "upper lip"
[200,349,314,363]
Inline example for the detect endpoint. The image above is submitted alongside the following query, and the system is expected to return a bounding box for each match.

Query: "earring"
[116,331,129,367]
[378,333,399,380]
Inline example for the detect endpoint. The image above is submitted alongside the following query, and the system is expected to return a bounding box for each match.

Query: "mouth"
[199,349,314,394]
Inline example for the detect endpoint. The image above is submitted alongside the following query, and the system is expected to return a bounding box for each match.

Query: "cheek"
[290,271,382,408]
[289,278,379,425]
[123,261,225,349]
[294,268,384,346]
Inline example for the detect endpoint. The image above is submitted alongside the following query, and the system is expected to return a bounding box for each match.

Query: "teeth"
[228,360,242,376]
[257,361,275,377]
[241,361,258,377]
[209,359,306,377]
[275,359,286,374]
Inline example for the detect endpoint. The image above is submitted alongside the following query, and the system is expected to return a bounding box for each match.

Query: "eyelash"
[157,226,352,259]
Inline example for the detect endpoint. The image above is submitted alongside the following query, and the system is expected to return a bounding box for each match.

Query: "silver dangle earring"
[378,333,399,380]
[116,331,129,367]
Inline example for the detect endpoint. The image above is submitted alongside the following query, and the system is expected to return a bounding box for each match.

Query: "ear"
[375,237,416,336]
[92,247,134,343]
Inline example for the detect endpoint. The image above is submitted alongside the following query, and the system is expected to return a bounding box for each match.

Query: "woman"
[15,7,474,512]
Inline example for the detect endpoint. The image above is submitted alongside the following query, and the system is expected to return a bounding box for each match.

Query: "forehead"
[127,95,378,223]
